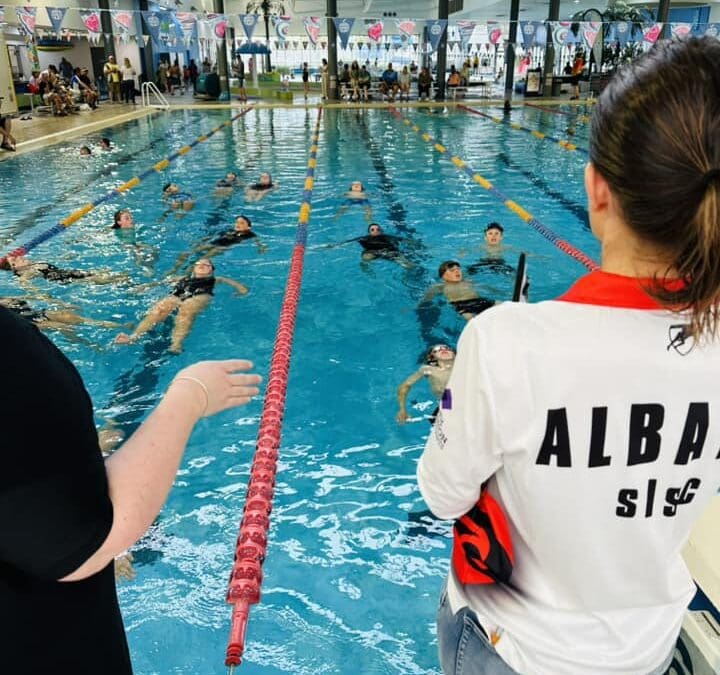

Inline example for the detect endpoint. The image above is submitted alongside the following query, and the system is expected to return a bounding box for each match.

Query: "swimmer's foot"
[115,332,135,344]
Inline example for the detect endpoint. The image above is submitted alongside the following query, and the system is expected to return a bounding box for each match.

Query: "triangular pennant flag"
[303,16,320,45]
[334,18,354,50]
[46,7,67,36]
[15,6,37,37]
[426,19,447,51]
[366,19,383,43]
[273,14,290,42]
[239,13,258,41]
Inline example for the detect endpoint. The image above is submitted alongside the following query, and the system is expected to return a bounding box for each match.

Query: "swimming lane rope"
[459,104,588,155]
[0,106,254,267]
[387,107,598,271]
[224,108,323,672]
[524,102,592,124]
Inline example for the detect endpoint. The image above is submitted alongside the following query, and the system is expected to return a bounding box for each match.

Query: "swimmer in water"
[466,222,516,276]
[162,182,195,214]
[421,260,496,320]
[214,171,241,197]
[3,253,129,286]
[396,343,456,424]
[111,209,159,276]
[326,223,412,267]
[334,180,373,223]
[79,146,92,156]
[244,172,278,202]
[167,215,267,275]
[0,296,121,334]
[115,258,248,353]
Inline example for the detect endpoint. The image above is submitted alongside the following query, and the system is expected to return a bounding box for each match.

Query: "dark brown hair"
[591,37,720,339]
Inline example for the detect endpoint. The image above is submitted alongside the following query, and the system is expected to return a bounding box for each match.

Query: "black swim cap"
[485,222,504,233]
[438,260,460,277]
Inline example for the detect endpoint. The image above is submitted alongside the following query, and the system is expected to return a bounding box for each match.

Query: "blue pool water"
[0,104,599,674]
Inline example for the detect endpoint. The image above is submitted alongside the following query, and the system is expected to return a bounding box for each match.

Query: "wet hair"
[425,343,455,365]
[112,209,130,228]
[236,215,252,228]
[485,222,504,233]
[367,223,382,233]
[438,260,460,278]
[591,37,720,339]
[80,146,91,155]
[100,137,111,147]
[162,182,172,192]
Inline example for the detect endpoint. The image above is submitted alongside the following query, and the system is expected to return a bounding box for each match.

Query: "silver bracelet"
[173,375,209,416]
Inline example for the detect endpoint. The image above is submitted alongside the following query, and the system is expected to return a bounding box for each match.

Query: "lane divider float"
[224,107,323,673]
[388,107,598,271]
[0,106,254,267]
[460,104,588,155]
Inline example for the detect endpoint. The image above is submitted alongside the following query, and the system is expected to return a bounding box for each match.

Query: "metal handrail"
[141,81,170,109]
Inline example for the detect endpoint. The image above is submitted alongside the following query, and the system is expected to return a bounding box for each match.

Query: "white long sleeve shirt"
[418,271,720,675]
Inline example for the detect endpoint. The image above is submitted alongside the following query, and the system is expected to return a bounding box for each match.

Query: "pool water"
[0,104,599,674]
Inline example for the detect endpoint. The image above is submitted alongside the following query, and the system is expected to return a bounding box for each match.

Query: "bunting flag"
[334,17,354,49]
[46,7,67,36]
[642,23,662,43]
[550,21,576,48]
[25,35,39,69]
[176,12,196,46]
[670,23,693,39]
[303,16,320,45]
[396,19,416,38]
[15,6,36,37]
[612,20,632,47]
[699,23,720,38]
[238,14,258,40]
[141,11,164,46]
[110,10,134,42]
[456,20,476,46]
[519,21,546,48]
[273,15,290,42]
[487,22,503,44]
[206,13,227,40]
[79,9,102,42]
[426,19,447,51]
[366,19,383,43]
[581,22,600,51]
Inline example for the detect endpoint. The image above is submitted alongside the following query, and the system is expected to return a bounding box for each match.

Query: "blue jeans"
[437,585,519,675]
[437,585,674,675]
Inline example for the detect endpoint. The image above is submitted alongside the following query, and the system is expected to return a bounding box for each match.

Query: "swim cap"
[485,222,504,233]
[438,260,460,277]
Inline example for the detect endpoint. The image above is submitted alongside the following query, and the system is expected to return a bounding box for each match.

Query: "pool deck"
[1,90,593,160]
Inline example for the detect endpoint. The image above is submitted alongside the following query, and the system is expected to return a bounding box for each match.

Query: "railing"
[141,81,170,109]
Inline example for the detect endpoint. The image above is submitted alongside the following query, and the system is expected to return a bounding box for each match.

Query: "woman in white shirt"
[121,58,136,104]
[418,37,720,675]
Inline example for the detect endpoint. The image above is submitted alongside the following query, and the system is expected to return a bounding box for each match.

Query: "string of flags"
[1,7,719,52]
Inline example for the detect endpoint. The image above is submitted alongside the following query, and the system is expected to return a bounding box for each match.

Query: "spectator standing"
[103,55,122,102]
[320,58,328,100]
[121,58,136,104]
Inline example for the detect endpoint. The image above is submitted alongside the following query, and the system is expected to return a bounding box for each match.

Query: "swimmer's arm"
[419,284,442,304]
[255,237,268,254]
[216,276,248,295]
[396,369,425,423]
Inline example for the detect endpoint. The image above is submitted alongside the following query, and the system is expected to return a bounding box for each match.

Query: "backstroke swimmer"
[396,343,456,424]
[244,172,278,203]
[115,258,248,353]
[421,260,496,320]
[334,180,373,223]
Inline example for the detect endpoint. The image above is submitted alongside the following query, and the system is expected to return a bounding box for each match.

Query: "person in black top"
[3,253,128,285]
[0,306,261,675]
[167,215,267,275]
[330,223,412,267]
[302,62,310,99]
[244,172,278,202]
[115,258,249,353]
[0,296,120,334]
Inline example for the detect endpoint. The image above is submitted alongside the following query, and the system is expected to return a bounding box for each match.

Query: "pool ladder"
[141,82,170,110]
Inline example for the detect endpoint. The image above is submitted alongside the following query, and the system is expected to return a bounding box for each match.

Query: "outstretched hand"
[169,359,262,418]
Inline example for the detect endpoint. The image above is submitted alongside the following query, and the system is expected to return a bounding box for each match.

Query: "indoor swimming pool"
[0,104,598,674]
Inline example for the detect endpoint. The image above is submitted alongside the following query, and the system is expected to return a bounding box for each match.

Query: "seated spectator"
[358,65,371,101]
[78,67,99,109]
[447,65,462,90]
[418,67,433,101]
[338,64,351,100]
[379,63,400,102]
[349,61,360,102]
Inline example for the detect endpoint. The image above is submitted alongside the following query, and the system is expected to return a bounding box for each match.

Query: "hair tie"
[701,168,720,191]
